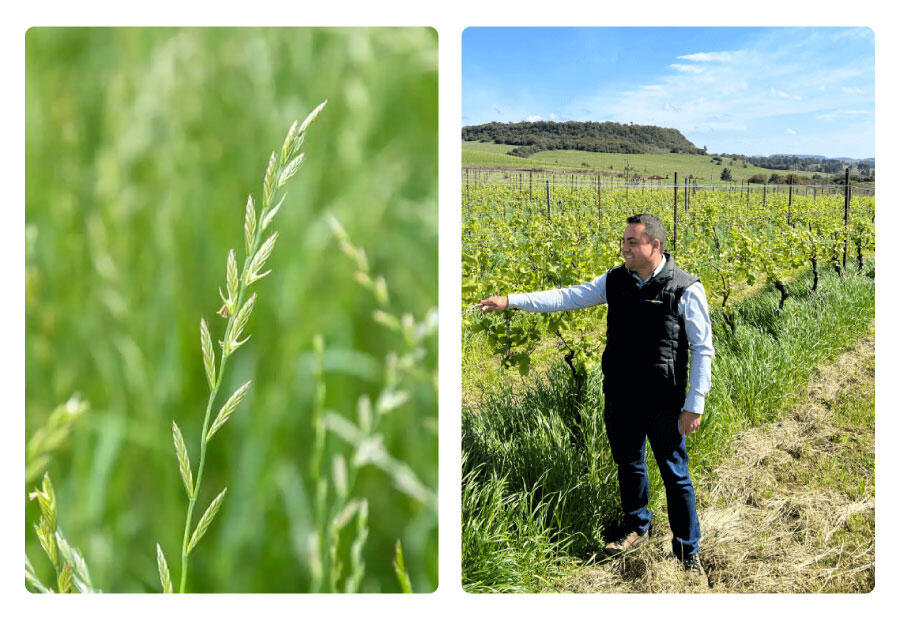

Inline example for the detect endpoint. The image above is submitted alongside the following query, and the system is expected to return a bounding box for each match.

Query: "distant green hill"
[461,141,839,185]
[461,120,705,157]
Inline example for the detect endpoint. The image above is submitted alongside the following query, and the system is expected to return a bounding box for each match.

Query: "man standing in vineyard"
[479,213,714,582]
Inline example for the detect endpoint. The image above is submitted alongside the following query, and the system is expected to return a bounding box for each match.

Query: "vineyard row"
[461,177,875,377]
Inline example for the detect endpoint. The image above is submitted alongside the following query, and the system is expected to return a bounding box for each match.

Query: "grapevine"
[463,175,874,374]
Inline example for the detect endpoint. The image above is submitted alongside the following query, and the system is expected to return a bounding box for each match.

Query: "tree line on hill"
[462,121,873,182]
[716,153,873,178]
[720,169,871,185]
[461,120,706,157]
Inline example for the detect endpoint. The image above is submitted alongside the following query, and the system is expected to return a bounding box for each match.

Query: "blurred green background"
[25,27,437,592]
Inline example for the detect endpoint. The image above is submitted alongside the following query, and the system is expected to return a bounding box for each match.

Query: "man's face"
[621,223,659,273]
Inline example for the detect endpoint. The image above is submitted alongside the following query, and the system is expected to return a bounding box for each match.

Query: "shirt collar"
[630,254,666,287]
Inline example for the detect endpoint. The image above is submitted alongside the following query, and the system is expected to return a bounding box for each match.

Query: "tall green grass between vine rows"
[462,261,875,592]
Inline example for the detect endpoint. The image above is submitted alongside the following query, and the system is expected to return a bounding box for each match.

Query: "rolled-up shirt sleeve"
[680,282,715,414]
[508,273,608,313]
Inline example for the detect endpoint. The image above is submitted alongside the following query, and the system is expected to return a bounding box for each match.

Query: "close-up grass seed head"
[25,27,437,593]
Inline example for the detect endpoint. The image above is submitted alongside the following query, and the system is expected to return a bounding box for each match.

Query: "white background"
[4,1,898,616]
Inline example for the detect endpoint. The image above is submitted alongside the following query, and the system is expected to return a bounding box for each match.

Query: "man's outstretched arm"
[479,273,609,313]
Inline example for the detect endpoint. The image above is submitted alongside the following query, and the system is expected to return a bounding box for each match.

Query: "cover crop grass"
[26,28,438,592]
[159,103,327,593]
[462,262,875,592]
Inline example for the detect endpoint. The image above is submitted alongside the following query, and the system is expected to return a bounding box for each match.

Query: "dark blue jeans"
[603,401,701,559]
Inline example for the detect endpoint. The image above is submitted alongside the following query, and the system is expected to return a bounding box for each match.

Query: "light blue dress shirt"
[507,255,714,414]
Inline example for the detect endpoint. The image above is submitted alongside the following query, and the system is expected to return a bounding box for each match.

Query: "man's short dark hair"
[626,213,667,252]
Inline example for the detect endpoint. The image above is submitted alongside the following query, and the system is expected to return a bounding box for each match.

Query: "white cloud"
[524,115,543,122]
[816,109,873,122]
[786,128,797,135]
[771,87,801,101]
[669,63,704,73]
[567,29,872,156]
[677,51,740,63]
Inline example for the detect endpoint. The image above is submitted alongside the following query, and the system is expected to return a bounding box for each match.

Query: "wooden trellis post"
[546,180,551,217]
[465,168,469,205]
[788,178,793,226]
[843,168,851,268]
[673,171,678,252]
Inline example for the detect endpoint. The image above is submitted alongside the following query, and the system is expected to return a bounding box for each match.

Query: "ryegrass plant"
[157,103,327,593]
[25,397,94,593]
[462,262,875,591]
[26,28,437,592]
[297,217,437,592]
[26,395,88,485]
[462,459,579,593]
[393,540,413,593]
[27,473,96,593]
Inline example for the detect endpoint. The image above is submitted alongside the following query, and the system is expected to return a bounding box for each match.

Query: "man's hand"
[679,410,701,436]
[478,295,509,312]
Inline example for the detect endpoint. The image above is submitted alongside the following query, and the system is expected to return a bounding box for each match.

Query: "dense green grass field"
[463,140,832,184]
[25,28,437,593]
[462,262,875,592]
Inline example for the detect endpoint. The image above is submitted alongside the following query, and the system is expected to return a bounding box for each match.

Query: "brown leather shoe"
[603,529,649,556]
[683,554,708,586]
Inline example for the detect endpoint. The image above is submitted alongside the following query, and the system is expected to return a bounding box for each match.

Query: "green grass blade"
[393,539,412,593]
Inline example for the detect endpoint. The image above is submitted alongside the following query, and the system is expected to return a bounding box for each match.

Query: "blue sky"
[462,27,874,159]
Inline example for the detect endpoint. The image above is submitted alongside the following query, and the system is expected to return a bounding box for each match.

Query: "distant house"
[648,175,664,180]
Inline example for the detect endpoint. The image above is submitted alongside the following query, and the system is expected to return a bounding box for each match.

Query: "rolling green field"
[463,140,832,184]
[26,27,437,593]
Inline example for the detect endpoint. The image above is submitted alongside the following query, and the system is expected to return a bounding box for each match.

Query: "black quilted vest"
[601,252,699,411]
